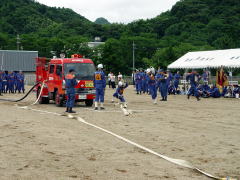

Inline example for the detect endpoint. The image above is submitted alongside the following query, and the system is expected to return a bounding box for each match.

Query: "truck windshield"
[64,63,95,80]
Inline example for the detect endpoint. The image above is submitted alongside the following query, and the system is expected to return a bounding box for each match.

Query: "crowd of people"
[0,70,25,96]
[64,63,239,113]
[132,68,240,103]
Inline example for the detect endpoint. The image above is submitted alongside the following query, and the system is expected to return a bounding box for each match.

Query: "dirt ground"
[0,86,239,180]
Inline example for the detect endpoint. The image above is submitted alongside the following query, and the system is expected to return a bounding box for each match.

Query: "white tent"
[168,48,240,69]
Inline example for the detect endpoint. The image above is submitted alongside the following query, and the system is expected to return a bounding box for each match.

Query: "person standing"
[14,71,18,93]
[110,73,116,89]
[107,72,112,88]
[174,71,181,92]
[117,72,123,81]
[158,69,168,101]
[2,71,7,93]
[7,71,15,93]
[147,69,157,104]
[135,70,143,94]
[0,71,3,96]
[186,70,201,101]
[17,71,25,93]
[65,69,77,113]
[202,70,209,82]
[94,64,106,110]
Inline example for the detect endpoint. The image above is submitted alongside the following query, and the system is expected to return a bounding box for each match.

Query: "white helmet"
[150,67,155,74]
[97,64,103,69]
[146,68,151,73]
[118,81,123,87]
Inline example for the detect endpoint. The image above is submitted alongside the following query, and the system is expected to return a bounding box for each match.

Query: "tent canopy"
[168,48,240,69]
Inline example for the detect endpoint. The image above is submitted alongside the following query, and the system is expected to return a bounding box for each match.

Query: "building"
[0,50,38,85]
[87,37,105,48]
[0,50,38,72]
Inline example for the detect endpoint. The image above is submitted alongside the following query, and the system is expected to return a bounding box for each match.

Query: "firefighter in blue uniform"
[113,81,128,107]
[208,85,221,98]
[174,71,181,92]
[166,70,173,94]
[94,64,106,110]
[65,69,77,113]
[147,69,157,104]
[155,70,162,95]
[159,70,168,101]
[186,70,201,101]
[14,71,18,93]
[0,71,3,96]
[17,71,25,93]
[7,71,15,93]
[202,70,209,82]
[135,69,142,94]
[142,70,148,94]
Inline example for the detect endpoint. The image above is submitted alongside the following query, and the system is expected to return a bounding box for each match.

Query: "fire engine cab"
[36,54,96,107]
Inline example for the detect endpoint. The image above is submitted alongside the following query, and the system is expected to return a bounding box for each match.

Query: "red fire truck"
[36,54,96,107]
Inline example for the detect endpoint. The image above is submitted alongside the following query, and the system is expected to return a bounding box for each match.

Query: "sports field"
[0,86,239,180]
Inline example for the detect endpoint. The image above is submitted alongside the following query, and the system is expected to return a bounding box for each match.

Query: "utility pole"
[16,34,21,50]
[132,41,135,71]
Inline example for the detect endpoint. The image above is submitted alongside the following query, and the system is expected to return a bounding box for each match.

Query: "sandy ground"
[0,86,239,180]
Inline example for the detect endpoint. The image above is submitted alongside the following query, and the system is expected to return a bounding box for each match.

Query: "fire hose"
[0,81,43,103]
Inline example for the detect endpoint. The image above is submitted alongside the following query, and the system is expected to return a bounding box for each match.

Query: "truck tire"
[85,99,93,107]
[55,91,64,107]
[37,88,49,104]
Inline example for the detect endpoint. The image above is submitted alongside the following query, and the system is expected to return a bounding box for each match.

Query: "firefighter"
[2,71,8,93]
[0,71,3,96]
[135,69,143,94]
[113,81,128,107]
[14,71,18,93]
[159,69,168,101]
[65,69,77,113]
[147,69,157,104]
[94,64,106,110]
[186,69,201,101]
[17,71,25,93]
[7,71,15,93]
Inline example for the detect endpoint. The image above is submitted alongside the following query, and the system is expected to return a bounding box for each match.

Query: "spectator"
[110,73,116,89]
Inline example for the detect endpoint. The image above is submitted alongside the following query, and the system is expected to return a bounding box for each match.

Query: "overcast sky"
[36,0,180,23]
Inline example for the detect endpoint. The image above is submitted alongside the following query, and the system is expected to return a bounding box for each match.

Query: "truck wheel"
[37,88,49,104]
[85,100,93,107]
[55,91,64,107]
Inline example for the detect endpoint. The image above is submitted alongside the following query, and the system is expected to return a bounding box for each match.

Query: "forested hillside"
[1,0,240,74]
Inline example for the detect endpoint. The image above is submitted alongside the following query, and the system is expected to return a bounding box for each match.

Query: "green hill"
[0,0,240,73]
[95,17,110,25]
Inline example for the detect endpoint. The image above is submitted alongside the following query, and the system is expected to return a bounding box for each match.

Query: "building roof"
[168,48,240,69]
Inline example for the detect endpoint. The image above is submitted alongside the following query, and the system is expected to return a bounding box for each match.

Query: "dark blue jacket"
[65,74,77,94]
[94,71,106,89]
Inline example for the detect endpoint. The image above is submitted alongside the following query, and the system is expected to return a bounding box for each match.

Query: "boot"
[65,107,69,112]
[164,97,167,101]
[68,107,76,113]
[100,103,105,110]
[153,99,157,104]
[196,96,200,101]
[94,102,98,110]
[187,94,190,99]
